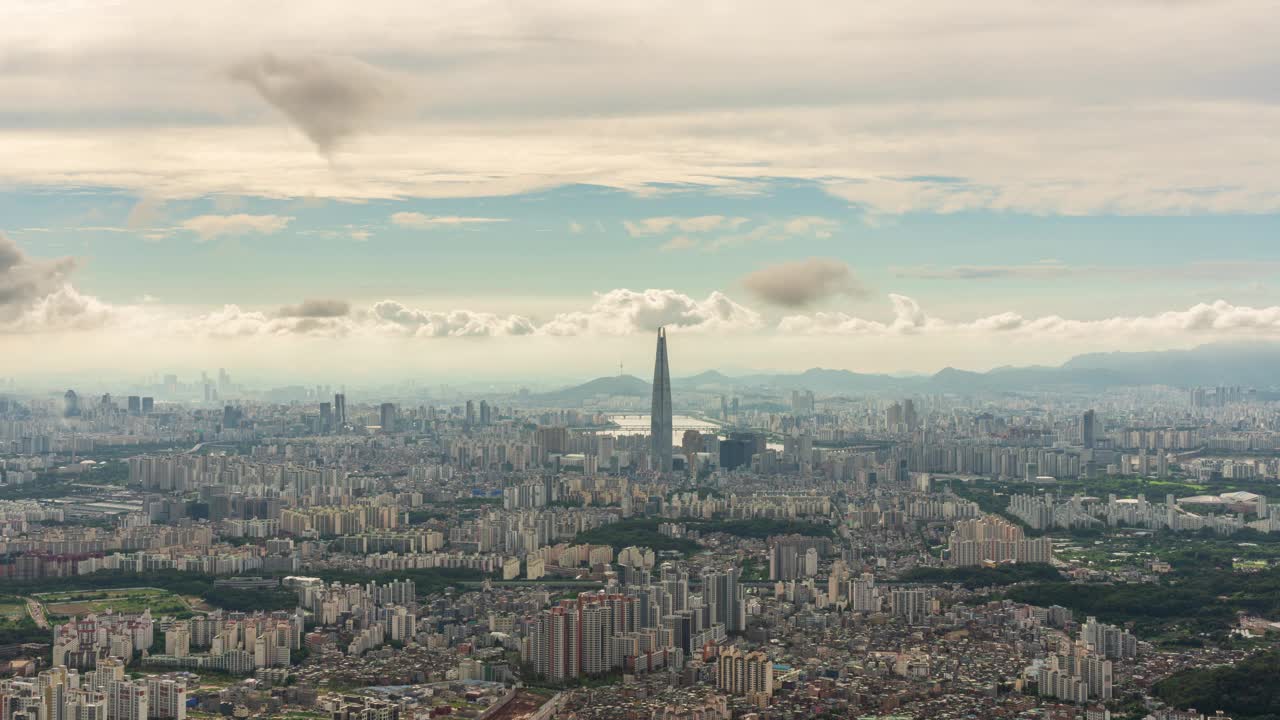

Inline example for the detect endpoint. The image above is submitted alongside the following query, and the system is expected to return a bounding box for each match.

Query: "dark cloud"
[741,258,868,308]
[228,53,403,155]
[0,232,78,313]
[277,298,351,318]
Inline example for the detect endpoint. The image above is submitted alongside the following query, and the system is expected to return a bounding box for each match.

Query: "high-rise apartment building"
[702,567,745,633]
[947,515,1053,566]
[716,646,774,701]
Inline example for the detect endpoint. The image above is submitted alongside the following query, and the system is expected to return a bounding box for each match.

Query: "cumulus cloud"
[182,291,760,340]
[0,232,75,309]
[741,258,868,308]
[369,301,536,337]
[3,285,117,333]
[229,53,404,155]
[390,212,508,228]
[179,214,293,241]
[186,305,293,339]
[0,232,115,332]
[277,299,351,318]
[540,289,762,336]
[624,216,748,237]
[779,295,1280,341]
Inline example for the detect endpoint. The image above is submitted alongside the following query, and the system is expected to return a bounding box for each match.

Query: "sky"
[2,0,1280,383]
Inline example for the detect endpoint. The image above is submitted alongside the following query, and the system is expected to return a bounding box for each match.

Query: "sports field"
[35,587,189,618]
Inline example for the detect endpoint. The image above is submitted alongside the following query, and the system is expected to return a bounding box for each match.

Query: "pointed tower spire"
[651,327,673,473]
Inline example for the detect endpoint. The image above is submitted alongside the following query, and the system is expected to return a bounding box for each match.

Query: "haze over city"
[5,3,1280,720]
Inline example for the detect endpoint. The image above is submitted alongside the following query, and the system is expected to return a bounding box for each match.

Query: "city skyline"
[4,4,1280,720]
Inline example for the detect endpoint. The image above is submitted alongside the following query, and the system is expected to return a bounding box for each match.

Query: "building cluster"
[9,338,1280,720]
[146,610,303,674]
[53,612,155,669]
[1009,490,1280,535]
[0,662,189,720]
[946,515,1054,566]
[522,565,745,682]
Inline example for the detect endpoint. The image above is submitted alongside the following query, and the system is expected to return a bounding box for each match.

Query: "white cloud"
[180,300,537,339]
[369,301,536,337]
[779,295,1280,341]
[180,214,293,241]
[703,216,839,251]
[624,216,748,237]
[2,284,118,334]
[634,216,838,251]
[539,289,762,336]
[390,212,507,228]
[659,236,698,252]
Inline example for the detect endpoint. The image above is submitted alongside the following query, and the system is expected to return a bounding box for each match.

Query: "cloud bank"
[6,231,1280,380]
[778,296,1280,341]
[1,2,1278,213]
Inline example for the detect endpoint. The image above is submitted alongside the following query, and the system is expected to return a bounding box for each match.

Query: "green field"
[0,602,26,621]
[36,587,189,618]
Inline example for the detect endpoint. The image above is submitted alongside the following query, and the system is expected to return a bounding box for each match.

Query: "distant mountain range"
[532,342,1280,403]
[532,374,651,404]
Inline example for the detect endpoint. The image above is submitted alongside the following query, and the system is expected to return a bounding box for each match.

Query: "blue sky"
[7,182,1277,313]
[1,1,1279,381]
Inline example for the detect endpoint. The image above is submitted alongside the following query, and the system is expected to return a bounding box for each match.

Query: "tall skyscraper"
[333,393,346,429]
[1081,409,1096,449]
[703,567,744,633]
[319,402,332,433]
[650,327,673,473]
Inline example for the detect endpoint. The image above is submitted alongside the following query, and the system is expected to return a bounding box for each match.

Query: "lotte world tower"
[650,327,673,473]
